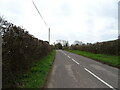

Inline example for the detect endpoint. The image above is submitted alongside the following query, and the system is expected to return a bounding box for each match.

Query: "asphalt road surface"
[47,50,119,89]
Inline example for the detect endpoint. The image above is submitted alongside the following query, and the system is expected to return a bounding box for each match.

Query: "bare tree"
[56,40,69,46]
[74,40,83,45]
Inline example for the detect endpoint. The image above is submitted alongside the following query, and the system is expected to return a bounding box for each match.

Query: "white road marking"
[62,51,79,65]
[71,58,79,65]
[68,56,71,58]
[61,51,66,56]
[84,68,116,90]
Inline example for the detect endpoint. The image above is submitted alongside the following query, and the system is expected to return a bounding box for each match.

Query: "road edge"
[43,50,56,88]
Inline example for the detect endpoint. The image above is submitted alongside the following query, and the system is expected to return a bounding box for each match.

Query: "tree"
[55,43,62,49]
[56,40,69,46]
[74,40,83,45]
[65,41,69,47]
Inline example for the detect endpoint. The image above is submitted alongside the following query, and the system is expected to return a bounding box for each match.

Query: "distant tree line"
[71,40,120,56]
[53,38,120,56]
[0,16,53,88]
[54,40,69,49]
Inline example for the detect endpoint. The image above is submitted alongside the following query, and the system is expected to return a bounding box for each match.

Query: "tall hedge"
[0,17,52,88]
[71,40,119,56]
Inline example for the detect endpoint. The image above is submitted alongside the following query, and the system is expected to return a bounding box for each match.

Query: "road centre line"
[71,58,79,65]
[61,51,66,55]
[61,50,116,89]
[84,68,116,90]
[62,52,67,56]
[62,51,79,65]
[68,56,71,58]
[62,51,65,54]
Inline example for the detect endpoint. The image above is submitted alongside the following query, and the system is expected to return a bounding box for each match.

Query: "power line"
[31,0,48,28]
[31,0,51,44]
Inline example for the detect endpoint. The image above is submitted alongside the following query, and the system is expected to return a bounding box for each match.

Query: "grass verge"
[19,50,56,88]
[65,49,120,68]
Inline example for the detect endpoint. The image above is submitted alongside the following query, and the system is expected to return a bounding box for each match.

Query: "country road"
[47,50,119,89]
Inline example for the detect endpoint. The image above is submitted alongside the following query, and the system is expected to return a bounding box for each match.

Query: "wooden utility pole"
[32,0,50,44]
[49,28,50,44]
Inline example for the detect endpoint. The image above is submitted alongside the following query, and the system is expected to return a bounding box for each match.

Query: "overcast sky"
[0,0,119,44]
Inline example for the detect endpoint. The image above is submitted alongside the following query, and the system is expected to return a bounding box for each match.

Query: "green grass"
[19,50,56,88]
[65,49,120,68]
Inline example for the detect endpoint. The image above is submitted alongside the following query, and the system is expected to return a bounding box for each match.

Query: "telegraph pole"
[32,0,51,44]
[49,28,50,44]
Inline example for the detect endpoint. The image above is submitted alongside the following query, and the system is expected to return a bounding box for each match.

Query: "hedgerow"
[0,16,52,88]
